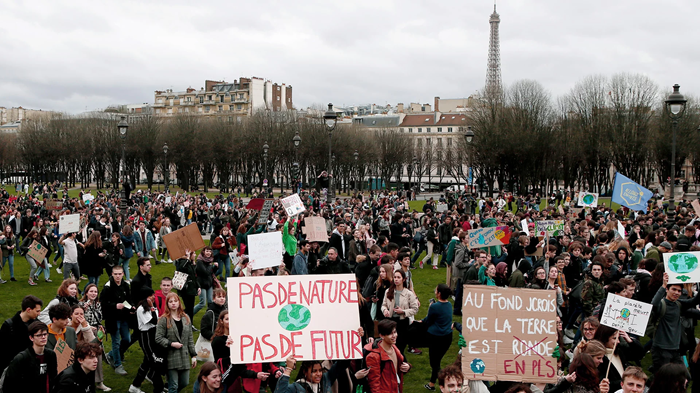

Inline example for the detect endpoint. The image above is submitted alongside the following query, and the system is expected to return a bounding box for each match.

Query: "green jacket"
[156,316,197,371]
[445,237,459,266]
[283,220,298,256]
[631,250,643,270]
[645,246,660,263]
[581,276,605,316]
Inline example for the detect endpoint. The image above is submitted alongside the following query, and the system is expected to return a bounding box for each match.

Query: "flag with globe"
[665,252,700,283]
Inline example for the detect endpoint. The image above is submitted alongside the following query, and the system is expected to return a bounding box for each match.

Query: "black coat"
[82,245,105,278]
[131,271,152,305]
[52,360,95,393]
[0,312,35,373]
[100,276,131,333]
[3,346,57,393]
[175,258,200,297]
[329,232,350,260]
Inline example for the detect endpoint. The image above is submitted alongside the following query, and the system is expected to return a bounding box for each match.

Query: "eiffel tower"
[485,2,502,98]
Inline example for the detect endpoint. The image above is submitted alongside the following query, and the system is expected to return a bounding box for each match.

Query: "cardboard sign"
[45,200,63,210]
[172,271,188,291]
[59,214,80,234]
[437,203,448,213]
[302,217,329,243]
[616,220,627,238]
[27,241,48,262]
[258,199,275,225]
[54,338,74,373]
[165,196,172,204]
[162,223,206,260]
[535,220,564,237]
[227,274,362,364]
[557,205,565,215]
[663,251,700,284]
[467,226,512,249]
[577,192,599,207]
[247,199,266,211]
[281,194,306,216]
[247,231,285,270]
[461,285,558,383]
[692,199,700,215]
[599,293,652,336]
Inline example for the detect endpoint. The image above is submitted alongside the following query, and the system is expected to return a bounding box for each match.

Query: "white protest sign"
[281,193,306,217]
[165,196,172,204]
[577,192,599,208]
[599,293,652,336]
[535,220,564,237]
[82,194,95,204]
[59,214,80,233]
[227,274,362,364]
[437,203,448,213]
[521,219,529,237]
[663,251,700,284]
[617,220,627,238]
[247,231,285,270]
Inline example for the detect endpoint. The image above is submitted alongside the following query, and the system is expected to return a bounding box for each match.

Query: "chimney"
[434,96,440,112]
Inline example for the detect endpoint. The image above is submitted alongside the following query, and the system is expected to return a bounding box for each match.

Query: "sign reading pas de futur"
[461,285,558,383]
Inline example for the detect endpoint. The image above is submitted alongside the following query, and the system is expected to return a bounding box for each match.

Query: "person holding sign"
[592,325,645,390]
[20,228,41,285]
[547,353,610,393]
[1,321,57,393]
[53,342,102,393]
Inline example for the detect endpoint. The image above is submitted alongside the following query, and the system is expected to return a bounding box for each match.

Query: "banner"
[535,220,564,237]
[247,231,285,270]
[611,172,653,213]
[577,192,599,208]
[599,293,652,336]
[27,241,48,262]
[663,251,700,284]
[59,214,80,234]
[302,217,329,243]
[161,223,206,260]
[257,200,275,225]
[246,198,266,211]
[467,226,512,249]
[45,200,63,210]
[461,285,558,383]
[281,194,306,216]
[227,274,362,364]
[520,219,530,237]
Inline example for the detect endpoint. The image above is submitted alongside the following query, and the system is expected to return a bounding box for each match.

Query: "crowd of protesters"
[0,181,699,393]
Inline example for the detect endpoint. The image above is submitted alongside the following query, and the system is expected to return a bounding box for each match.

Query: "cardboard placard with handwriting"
[45,200,63,210]
[692,199,700,215]
[162,223,206,260]
[54,338,74,373]
[461,285,558,383]
[258,199,275,225]
[599,293,652,336]
[27,241,48,261]
[302,216,329,243]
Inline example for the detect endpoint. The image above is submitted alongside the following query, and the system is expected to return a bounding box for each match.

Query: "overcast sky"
[1,0,699,114]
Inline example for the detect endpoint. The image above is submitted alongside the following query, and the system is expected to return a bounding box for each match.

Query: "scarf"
[198,253,214,264]
[606,348,624,378]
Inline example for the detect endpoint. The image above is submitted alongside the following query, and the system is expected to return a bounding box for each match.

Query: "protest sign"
[162,223,206,260]
[82,194,95,204]
[281,194,306,216]
[54,338,74,373]
[59,214,80,233]
[461,285,558,383]
[535,220,564,237]
[663,251,700,284]
[577,192,599,208]
[616,220,626,238]
[27,241,48,262]
[599,293,652,336]
[656,199,663,209]
[520,219,529,237]
[467,226,512,249]
[437,203,448,213]
[247,231,285,270]
[165,196,172,204]
[172,271,188,291]
[692,199,700,215]
[227,274,362,364]
[302,216,329,243]
[257,199,275,225]
[45,200,63,210]
[557,205,565,215]
[611,172,653,213]
[247,198,266,211]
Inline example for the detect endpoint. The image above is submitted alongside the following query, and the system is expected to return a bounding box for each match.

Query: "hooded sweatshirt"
[508,258,532,288]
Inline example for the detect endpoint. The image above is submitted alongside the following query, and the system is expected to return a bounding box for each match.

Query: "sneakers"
[104,353,114,367]
[97,382,112,391]
[0,279,6,284]
[563,336,574,345]
[167,259,173,264]
[128,385,144,393]
[424,384,436,391]
[115,365,128,375]
[432,266,438,270]
[564,328,576,339]
[56,267,62,274]
[28,279,37,286]
[419,261,424,269]
[10,277,16,282]
[46,262,52,269]
[45,279,53,283]
[192,326,199,332]
[148,255,154,259]
[408,347,423,355]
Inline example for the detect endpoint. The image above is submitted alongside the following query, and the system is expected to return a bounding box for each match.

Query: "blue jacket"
[133,229,156,256]
[291,250,308,275]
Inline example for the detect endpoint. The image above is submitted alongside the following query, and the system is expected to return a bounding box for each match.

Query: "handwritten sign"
[258,199,275,225]
[45,200,63,210]
[27,241,48,262]
[437,203,448,213]
[247,231,285,270]
[467,226,512,249]
[692,199,700,215]
[599,293,652,335]
[461,285,558,383]
[59,214,80,234]
[535,220,564,237]
[162,223,206,260]
[227,274,362,364]
[663,251,700,284]
[281,194,306,217]
[82,194,95,204]
[302,217,329,243]
[172,271,188,291]
[521,219,530,237]
[577,192,599,208]
[54,338,74,373]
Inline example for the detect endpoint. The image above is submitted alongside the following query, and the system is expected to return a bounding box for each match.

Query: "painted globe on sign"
[470,358,486,374]
[667,253,699,274]
[278,304,311,331]
[620,308,630,319]
[583,194,595,204]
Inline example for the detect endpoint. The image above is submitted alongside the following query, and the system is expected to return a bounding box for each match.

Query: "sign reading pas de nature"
[461,285,558,383]
[227,274,362,364]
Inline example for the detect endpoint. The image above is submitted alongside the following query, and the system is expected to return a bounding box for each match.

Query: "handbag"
[195,333,214,362]
[370,302,377,320]
[172,271,188,291]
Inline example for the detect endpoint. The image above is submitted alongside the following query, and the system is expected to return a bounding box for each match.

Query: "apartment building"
[152,78,293,118]
[0,106,56,133]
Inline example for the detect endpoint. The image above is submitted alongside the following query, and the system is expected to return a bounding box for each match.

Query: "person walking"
[1,321,57,393]
[100,265,131,376]
[0,224,17,282]
[421,219,440,270]
[175,249,200,322]
[419,283,455,391]
[194,247,218,316]
[129,287,166,393]
[156,292,197,393]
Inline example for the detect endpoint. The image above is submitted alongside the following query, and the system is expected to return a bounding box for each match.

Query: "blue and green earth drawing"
[667,253,699,274]
[470,358,486,374]
[278,304,312,331]
[582,194,595,205]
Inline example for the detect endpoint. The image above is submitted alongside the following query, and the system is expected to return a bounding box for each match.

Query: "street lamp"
[323,103,338,204]
[163,142,169,193]
[354,150,359,191]
[464,126,475,192]
[665,84,687,224]
[118,116,128,209]
[413,156,419,194]
[263,141,269,192]
[293,131,302,193]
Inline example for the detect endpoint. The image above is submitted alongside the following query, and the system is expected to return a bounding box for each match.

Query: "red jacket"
[366,343,409,393]
[154,290,167,316]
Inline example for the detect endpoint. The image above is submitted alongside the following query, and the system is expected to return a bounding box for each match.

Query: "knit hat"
[660,241,673,249]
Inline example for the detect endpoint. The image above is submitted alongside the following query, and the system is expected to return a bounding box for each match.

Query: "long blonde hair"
[161,292,190,328]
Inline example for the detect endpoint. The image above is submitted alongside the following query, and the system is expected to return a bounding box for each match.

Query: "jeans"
[120,256,131,281]
[26,255,38,281]
[411,242,427,265]
[2,254,14,278]
[35,258,51,280]
[167,369,190,393]
[216,254,231,278]
[63,262,80,281]
[110,320,131,367]
[651,347,683,373]
[193,287,213,315]
[53,242,64,263]
[85,276,100,292]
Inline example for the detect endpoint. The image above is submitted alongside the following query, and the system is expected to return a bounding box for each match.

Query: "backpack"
[645,299,679,339]
[569,280,585,303]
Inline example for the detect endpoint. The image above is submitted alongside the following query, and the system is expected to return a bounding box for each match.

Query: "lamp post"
[464,126,474,193]
[163,142,169,193]
[354,150,359,191]
[323,103,338,204]
[665,84,687,225]
[118,116,128,210]
[293,131,301,192]
[413,156,419,194]
[263,141,269,193]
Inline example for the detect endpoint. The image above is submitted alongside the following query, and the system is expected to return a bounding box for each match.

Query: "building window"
[437,127,442,132]
[427,138,431,146]
[218,106,223,112]
[155,109,161,114]
[205,107,210,113]
[236,104,242,110]
[448,127,453,132]
[417,139,423,147]
[208,95,213,101]
[277,96,280,100]
[408,128,413,133]
[437,138,442,146]
[184,108,189,112]
[186,97,191,102]
[400,128,404,133]
[220,96,225,103]
[447,138,453,146]
[427,127,431,132]
[418,128,422,133]
[199,97,204,104]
